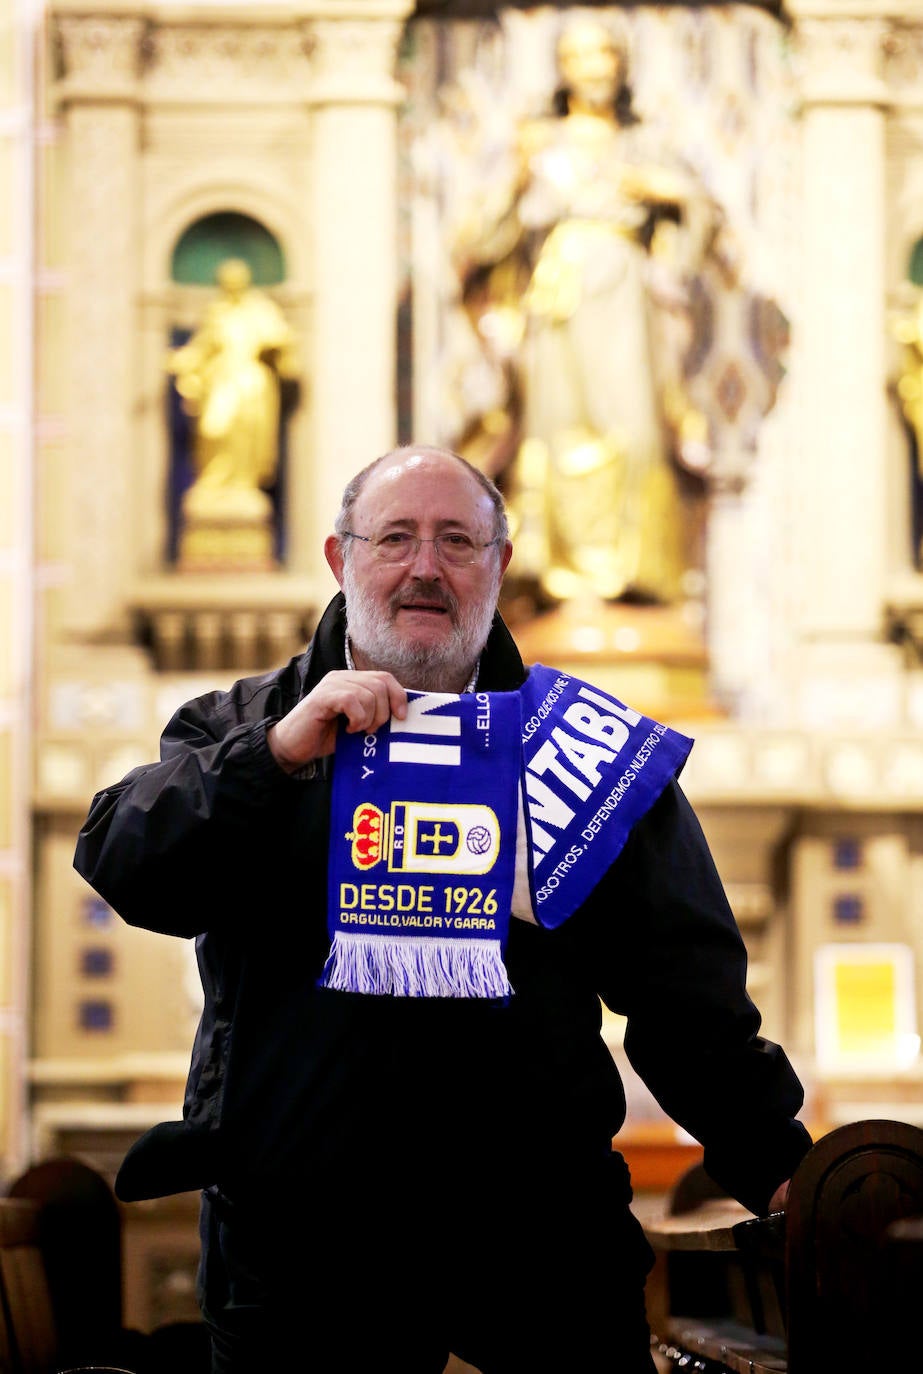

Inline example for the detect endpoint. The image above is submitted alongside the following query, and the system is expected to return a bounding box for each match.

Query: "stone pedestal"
[129,571,317,671]
[177,485,277,574]
[510,597,723,721]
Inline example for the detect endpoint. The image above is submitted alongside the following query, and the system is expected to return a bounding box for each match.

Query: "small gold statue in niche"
[892,286,923,569]
[895,292,923,468]
[167,257,299,571]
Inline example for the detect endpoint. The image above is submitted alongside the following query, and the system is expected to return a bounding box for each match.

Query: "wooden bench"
[643,1118,923,1373]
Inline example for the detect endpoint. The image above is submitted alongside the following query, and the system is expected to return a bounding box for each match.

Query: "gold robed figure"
[451,18,712,608]
[895,292,923,472]
[167,258,299,569]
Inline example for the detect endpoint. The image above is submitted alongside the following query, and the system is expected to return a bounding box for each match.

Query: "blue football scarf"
[321,664,693,998]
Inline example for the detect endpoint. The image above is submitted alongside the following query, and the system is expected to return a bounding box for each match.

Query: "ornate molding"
[144,23,311,102]
[305,16,408,106]
[886,573,923,667]
[883,21,923,101]
[795,15,890,106]
[51,5,417,108]
[128,573,318,672]
[55,15,146,103]
[682,724,923,807]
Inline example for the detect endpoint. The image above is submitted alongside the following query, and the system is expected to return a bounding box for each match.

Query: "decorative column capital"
[882,21,923,105]
[792,13,890,107]
[54,13,147,105]
[305,6,414,107]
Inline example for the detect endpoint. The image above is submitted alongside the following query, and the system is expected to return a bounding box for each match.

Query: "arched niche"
[134,179,312,586]
[163,209,299,566]
[171,210,287,287]
[908,233,923,289]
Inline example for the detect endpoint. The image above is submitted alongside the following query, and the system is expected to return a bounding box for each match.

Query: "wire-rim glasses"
[341,530,501,568]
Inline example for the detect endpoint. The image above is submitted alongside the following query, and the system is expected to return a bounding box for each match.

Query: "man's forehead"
[372,451,431,483]
[354,452,492,521]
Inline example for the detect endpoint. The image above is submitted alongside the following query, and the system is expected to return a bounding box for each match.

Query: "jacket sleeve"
[73,688,300,938]
[584,779,812,1215]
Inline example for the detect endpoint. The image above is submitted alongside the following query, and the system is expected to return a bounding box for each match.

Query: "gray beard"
[341,560,498,693]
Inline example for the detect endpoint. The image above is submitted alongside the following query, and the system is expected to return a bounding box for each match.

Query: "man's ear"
[499,540,514,576]
[324,534,346,588]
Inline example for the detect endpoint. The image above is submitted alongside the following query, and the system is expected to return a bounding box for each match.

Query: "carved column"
[55,14,145,636]
[0,0,36,1181]
[789,13,894,670]
[301,3,414,582]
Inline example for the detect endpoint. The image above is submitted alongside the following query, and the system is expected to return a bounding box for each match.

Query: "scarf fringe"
[321,930,513,999]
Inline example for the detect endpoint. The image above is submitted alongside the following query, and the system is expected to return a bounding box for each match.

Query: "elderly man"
[74,445,811,1374]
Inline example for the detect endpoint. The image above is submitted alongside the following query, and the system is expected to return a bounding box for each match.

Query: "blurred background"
[3,0,923,1332]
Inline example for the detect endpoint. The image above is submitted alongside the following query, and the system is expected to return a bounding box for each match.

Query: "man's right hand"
[267,671,408,775]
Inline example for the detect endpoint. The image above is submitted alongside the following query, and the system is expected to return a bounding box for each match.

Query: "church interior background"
[3,0,923,1331]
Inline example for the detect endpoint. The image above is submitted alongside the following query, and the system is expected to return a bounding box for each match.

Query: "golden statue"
[450,17,714,608]
[895,291,923,473]
[167,258,299,568]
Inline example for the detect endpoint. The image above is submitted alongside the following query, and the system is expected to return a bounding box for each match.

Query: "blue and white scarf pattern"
[321,664,693,997]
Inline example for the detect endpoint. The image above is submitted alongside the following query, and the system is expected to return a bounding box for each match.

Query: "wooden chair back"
[646,1118,923,1374]
[785,1117,923,1373]
[8,1158,123,1367]
[0,1196,57,1374]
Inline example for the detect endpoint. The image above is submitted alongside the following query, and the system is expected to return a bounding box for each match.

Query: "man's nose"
[408,538,442,576]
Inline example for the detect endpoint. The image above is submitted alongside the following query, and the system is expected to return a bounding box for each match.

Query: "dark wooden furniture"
[0,1157,209,1374]
[9,1157,124,1369]
[0,1196,58,1374]
[643,1118,923,1374]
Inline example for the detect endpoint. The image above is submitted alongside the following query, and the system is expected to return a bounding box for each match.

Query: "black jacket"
[74,594,811,1214]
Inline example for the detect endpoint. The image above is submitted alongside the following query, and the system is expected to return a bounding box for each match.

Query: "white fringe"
[321,931,513,999]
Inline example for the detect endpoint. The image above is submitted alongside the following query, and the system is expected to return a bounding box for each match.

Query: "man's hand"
[267,671,408,774]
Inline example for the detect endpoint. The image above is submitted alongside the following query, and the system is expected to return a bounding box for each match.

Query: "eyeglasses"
[341,530,500,568]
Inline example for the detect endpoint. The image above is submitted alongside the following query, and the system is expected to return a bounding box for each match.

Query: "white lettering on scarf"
[389,692,462,766]
[525,686,643,867]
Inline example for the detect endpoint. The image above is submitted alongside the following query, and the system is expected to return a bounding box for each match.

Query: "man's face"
[325,452,512,692]
[558,22,623,111]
